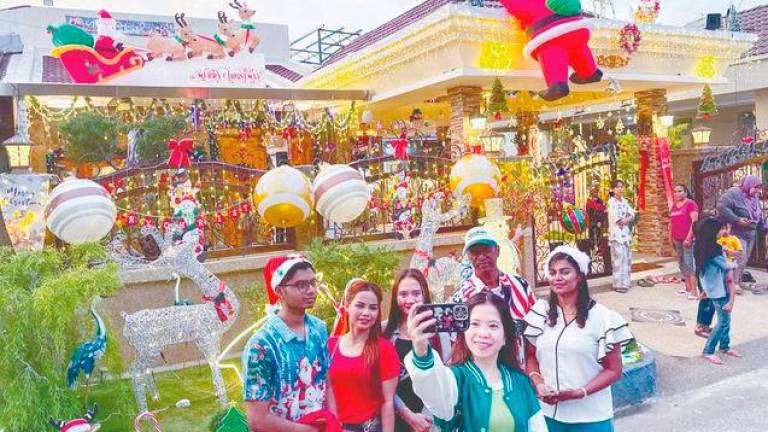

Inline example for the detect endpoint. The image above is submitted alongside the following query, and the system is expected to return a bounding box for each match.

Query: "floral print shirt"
[242,311,329,421]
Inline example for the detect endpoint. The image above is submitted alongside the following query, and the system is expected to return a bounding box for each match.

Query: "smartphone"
[416,303,470,333]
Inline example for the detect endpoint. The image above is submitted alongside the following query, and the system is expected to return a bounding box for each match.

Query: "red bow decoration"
[202,281,236,322]
[126,210,139,227]
[167,138,193,168]
[390,135,410,160]
[195,216,207,229]
[741,136,754,145]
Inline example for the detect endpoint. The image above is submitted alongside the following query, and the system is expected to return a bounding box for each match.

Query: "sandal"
[694,327,711,338]
[613,287,629,293]
[703,354,724,365]
[687,294,699,301]
[637,279,656,287]
[721,349,743,358]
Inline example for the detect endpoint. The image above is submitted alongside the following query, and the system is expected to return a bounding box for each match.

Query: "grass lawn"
[88,359,244,431]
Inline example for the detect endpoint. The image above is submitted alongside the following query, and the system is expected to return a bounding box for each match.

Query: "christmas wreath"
[619,24,642,56]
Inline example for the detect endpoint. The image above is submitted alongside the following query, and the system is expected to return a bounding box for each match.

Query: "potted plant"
[59,111,121,174]
[134,116,187,164]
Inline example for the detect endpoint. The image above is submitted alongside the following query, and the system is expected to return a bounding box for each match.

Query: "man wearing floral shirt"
[243,255,338,432]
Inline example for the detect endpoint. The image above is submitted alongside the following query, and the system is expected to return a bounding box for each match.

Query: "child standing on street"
[694,218,742,365]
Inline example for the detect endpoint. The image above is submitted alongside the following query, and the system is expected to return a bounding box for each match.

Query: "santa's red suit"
[94,9,123,59]
[500,0,602,101]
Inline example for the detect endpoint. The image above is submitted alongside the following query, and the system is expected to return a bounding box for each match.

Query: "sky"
[3,0,766,40]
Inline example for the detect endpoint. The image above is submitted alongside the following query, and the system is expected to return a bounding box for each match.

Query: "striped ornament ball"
[45,178,117,244]
[312,164,370,224]
[560,206,589,234]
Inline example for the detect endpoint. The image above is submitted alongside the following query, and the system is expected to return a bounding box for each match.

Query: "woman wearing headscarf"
[716,175,764,294]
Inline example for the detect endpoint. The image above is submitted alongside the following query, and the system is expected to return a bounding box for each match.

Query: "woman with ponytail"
[329,280,400,432]
[523,245,633,432]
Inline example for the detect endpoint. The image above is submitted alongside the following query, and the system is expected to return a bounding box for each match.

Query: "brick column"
[447,86,484,157]
[634,89,673,257]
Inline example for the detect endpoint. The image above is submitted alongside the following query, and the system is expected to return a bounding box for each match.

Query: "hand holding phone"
[414,303,469,333]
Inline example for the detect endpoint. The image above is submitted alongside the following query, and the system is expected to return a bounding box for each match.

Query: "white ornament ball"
[254,165,313,228]
[45,178,116,244]
[312,164,370,223]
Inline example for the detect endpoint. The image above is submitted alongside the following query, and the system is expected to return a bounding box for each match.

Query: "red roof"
[42,55,73,83]
[739,5,768,57]
[265,64,304,82]
[321,0,458,68]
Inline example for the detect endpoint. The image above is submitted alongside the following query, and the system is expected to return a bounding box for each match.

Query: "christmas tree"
[211,406,248,432]
[697,84,718,120]
[727,4,741,32]
[488,77,509,120]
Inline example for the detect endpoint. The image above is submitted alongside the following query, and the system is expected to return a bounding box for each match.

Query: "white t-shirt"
[523,299,633,423]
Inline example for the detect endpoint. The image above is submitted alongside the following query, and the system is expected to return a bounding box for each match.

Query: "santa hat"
[97,9,115,25]
[546,245,591,276]
[263,255,313,305]
[59,419,91,432]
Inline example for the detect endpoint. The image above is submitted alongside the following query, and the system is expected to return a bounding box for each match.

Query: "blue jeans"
[703,297,732,355]
[545,417,614,432]
[697,298,714,327]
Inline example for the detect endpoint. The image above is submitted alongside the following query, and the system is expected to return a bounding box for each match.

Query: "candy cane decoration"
[134,411,163,432]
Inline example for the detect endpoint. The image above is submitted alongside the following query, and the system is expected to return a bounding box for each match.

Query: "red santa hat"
[263,255,313,305]
[97,9,115,24]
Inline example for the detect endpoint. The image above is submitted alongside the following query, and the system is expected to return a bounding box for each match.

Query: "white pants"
[611,241,632,290]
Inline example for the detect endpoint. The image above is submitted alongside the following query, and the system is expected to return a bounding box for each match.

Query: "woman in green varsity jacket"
[404,292,547,432]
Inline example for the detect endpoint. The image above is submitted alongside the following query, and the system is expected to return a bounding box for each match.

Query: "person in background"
[329,280,400,432]
[382,269,452,432]
[405,292,547,432]
[243,255,339,432]
[669,184,699,300]
[716,175,764,295]
[525,245,632,432]
[695,218,742,365]
[607,180,636,293]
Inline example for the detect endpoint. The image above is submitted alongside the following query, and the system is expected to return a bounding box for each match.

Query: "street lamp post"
[2,98,33,173]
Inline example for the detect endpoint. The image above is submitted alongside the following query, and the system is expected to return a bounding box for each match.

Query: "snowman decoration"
[94,9,125,59]
[173,196,205,255]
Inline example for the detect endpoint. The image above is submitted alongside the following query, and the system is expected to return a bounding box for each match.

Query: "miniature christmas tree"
[212,406,248,432]
[488,77,509,120]
[697,84,719,121]
[727,4,741,32]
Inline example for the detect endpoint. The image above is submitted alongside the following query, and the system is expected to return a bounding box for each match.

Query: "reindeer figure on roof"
[114,224,239,413]
[409,192,470,301]
[175,12,226,59]
[228,0,261,53]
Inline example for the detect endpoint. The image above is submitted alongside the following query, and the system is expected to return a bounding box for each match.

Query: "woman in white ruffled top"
[523,245,634,432]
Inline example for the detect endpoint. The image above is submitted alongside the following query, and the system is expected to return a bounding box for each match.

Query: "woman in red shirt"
[329,280,400,432]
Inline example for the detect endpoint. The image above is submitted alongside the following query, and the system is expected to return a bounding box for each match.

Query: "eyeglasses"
[280,278,319,292]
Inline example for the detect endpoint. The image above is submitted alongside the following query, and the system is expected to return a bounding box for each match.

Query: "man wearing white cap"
[450,226,536,320]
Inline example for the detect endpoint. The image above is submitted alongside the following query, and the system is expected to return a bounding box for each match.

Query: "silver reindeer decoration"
[409,193,470,301]
[111,225,239,413]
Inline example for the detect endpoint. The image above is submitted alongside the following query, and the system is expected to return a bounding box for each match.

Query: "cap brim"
[463,239,498,254]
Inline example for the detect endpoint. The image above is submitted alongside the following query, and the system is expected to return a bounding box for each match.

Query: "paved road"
[615,337,768,432]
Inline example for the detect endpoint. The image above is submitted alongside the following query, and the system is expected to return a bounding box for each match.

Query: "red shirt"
[328,336,400,423]
[669,199,699,241]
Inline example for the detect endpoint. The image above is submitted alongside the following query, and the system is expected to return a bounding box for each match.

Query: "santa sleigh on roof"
[48,10,144,84]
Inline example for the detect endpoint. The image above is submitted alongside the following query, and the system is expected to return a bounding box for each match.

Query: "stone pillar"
[447,86,483,156]
[755,88,768,132]
[634,89,673,257]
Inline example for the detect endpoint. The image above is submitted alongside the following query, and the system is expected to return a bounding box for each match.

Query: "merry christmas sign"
[0,174,51,252]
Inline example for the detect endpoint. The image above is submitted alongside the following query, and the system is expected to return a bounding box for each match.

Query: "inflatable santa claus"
[500,0,603,101]
[94,9,124,59]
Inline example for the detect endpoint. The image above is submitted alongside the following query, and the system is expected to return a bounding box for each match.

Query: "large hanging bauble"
[312,164,370,223]
[449,154,502,207]
[45,178,116,244]
[254,165,313,228]
[560,205,589,234]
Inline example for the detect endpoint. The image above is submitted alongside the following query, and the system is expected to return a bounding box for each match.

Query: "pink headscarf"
[739,175,762,220]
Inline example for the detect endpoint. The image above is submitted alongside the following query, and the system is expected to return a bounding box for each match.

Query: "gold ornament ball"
[449,154,501,207]
[254,165,313,228]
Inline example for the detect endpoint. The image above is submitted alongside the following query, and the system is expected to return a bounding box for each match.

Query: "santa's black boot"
[538,82,570,101]
[570,69,604,85]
